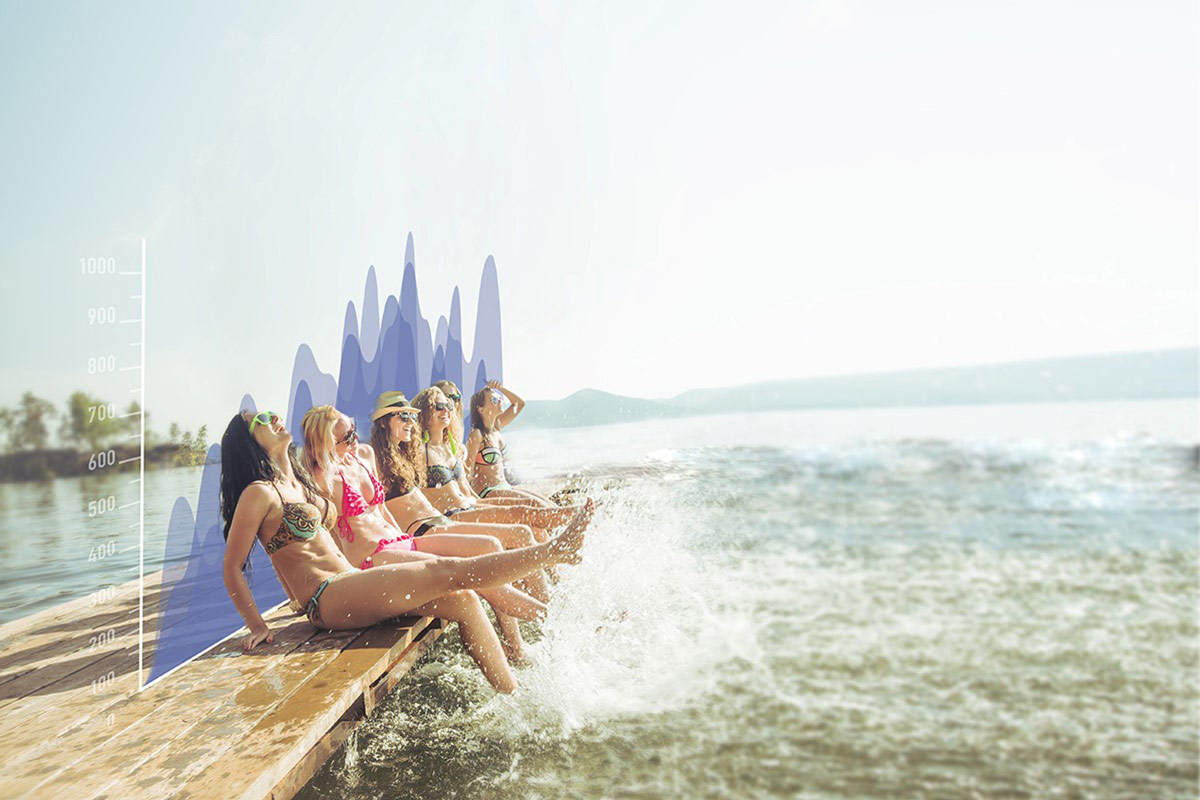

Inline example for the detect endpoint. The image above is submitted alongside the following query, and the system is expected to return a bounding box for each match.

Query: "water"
[287,400,1199,800]
[0,465,202,623]
[1,400,1195,796]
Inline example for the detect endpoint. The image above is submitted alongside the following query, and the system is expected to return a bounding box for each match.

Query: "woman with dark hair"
[410,386,580,529]
[219,409,591,692]
[465,381,558,507]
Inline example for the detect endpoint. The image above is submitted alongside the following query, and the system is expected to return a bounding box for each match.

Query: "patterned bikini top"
[263,482,335,555]
[425,443,464,488]
[474,438,507,466]
[336,453,385,542]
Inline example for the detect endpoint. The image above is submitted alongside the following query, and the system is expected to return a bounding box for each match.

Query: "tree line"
[0,390,210,468]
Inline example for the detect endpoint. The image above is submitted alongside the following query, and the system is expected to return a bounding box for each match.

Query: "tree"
[61,392,122,452]
[168,422,180,444]
[195,425,209,456]
[13,392,56,451]
[0,407,15,453]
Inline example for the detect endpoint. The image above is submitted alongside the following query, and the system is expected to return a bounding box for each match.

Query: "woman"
[299,404,548,657]
[430,380,552,508]
[368,391,560,601]
[220,409,591,693]
[465,381,557,507]
[433,379,466,448]
[412,386,579,529]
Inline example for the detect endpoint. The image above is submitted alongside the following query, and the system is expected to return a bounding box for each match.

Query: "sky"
[0,0,1196,439]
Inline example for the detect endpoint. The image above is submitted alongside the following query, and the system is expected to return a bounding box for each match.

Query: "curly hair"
[369,412,425,496]
[412,387,458,453]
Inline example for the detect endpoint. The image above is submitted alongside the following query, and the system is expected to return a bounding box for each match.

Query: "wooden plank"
[0,576,170,697]
[266,622,446,800]
[0,602,300,786]
[20,621,364,800]
[73,618,433,800]
[169,620,437,800]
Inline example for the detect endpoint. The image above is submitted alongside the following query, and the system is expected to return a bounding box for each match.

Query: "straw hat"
[370,390,419,421]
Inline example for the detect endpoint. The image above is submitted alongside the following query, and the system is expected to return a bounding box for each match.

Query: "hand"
[486,379,502,390]
[242,624,274,652]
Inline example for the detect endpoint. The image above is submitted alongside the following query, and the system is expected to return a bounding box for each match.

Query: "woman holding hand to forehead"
[220,409,592,692]
[466,381,558,508]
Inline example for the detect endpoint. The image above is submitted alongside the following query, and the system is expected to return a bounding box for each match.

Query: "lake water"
[2,400,1196,798]
[291,399,1195,799]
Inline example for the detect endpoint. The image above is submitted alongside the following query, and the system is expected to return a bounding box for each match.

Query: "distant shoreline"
[0,445,212,484]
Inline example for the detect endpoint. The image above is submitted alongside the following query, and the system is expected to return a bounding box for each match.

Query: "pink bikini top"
[336,454,385,542]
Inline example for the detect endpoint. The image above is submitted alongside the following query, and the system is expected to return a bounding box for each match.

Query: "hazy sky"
[1,1,1196,437]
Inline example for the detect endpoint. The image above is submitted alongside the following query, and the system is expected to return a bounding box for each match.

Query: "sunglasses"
[249,411,280,434]
[488,395,502,406]
[433,401,453,412]
[389,411,417,423]
[337,424,358,445]
[445,393,461,403]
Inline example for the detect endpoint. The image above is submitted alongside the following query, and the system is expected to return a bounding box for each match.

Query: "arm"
[487,380,524,430]
[222,483,276,651]
[465,429,482,483]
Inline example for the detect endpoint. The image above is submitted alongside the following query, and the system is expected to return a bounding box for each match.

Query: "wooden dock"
[0,571,444,799]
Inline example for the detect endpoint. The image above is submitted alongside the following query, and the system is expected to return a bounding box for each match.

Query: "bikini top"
[335,453,385,542]
[425,443,464,488]
[474,438,507,466]
[263,482,335,555]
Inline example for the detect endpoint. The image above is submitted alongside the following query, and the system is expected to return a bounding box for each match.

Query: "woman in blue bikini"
[219,410,591,692]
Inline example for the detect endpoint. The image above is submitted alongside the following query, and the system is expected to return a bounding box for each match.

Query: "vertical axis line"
[138,238,146,690]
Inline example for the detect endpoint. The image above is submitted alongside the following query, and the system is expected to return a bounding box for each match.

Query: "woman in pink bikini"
[220,410,592,692]
[299,404,549,657]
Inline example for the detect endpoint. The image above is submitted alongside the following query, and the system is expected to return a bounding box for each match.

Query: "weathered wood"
[0,565,449,800]
[174,621,442,800]
[266,623,446,800]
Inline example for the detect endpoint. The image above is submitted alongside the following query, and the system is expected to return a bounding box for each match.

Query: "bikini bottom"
[305,569,359,630]
[478,483,512,499]
[405,514,452,538]
[359,535,416,569]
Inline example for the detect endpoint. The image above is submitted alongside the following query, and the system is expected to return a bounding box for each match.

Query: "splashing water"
[298,429,1199,800]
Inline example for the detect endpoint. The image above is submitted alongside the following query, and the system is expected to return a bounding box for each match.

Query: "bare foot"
[547,497,594,565]
[503,642,529,666]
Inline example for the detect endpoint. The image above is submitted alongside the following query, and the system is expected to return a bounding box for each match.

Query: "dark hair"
[219,411,324,541]
[469,387,497,443]
[369,413,426,497]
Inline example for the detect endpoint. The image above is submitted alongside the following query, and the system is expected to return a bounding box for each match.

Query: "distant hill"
[519,348,1198,429]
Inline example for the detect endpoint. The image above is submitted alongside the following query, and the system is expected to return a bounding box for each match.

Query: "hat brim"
[370,405,419,422]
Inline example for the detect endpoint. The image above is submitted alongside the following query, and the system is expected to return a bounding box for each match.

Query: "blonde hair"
[300,405,342,493]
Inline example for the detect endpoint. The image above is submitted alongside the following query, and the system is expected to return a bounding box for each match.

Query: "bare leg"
[413,532,546,661]
[410,591,517,693]
[481,487,558,508]
[422,522,552,602]
[450,504,576,530]
[315,499,592,629]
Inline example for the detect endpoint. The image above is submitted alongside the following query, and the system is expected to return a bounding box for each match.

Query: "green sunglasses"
[249,411,280,434]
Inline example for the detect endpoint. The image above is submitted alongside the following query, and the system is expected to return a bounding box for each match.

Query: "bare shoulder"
[355,442,376,461]
[240,481,276,508]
